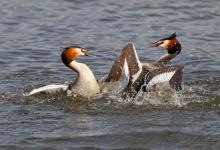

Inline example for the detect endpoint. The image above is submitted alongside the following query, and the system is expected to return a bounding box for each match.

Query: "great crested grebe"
[24,47,100,98]
[101,33,183,98]
[61,47,100,97]
[24,33,183,99]
[123,33,184,98]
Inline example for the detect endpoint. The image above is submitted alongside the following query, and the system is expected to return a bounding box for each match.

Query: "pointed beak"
[84,51,96,57]
[84,51,89,56]
[146,42,160,48]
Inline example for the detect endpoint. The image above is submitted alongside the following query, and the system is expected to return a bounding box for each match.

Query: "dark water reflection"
[0,0,220,149]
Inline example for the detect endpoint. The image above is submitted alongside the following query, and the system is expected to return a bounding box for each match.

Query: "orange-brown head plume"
[61,46,88,67]
[147,33,181,54]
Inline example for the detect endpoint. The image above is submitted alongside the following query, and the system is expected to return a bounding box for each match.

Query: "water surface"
[0,0,220,149]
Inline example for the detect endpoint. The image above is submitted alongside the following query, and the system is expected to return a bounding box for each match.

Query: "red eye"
[159,41,164,44]
[81,48,86,52]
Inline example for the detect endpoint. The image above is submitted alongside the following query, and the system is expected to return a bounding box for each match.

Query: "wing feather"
[23,84,68,96]
[124,65,184,98]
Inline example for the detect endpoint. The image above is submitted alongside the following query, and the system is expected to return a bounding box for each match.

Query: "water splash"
[105,79,220,108]
[10,77,220,110]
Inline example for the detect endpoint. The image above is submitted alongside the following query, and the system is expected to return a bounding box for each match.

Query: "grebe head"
[147,33,181,54]
[61,46,88,68]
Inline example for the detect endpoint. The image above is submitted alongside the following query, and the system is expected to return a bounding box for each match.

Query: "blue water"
[0,0,220,149]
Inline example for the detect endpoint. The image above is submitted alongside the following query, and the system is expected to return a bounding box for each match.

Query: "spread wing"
[103,42,142,82]
[124,65,184,98]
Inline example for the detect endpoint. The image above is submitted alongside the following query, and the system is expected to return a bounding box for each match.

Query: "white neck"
[68,61,100,98]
